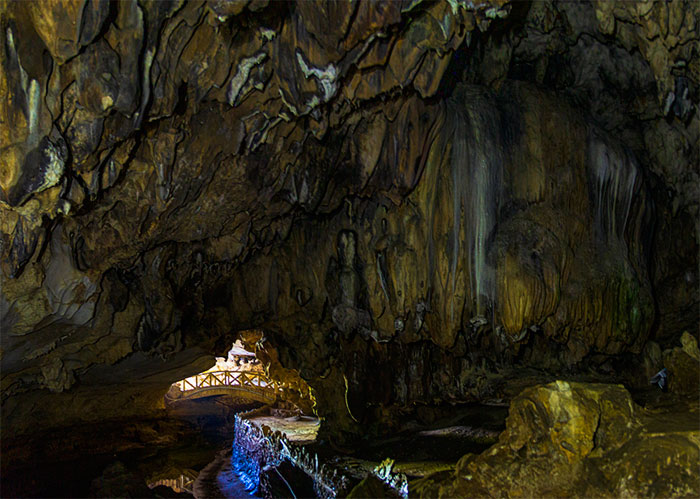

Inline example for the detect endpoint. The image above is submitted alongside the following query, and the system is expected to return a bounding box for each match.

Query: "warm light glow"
[148,474,196,494]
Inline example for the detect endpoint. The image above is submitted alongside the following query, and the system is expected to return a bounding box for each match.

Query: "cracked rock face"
[0,0,698,441]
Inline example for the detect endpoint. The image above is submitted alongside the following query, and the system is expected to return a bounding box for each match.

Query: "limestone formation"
[415,381,700,497]
[0,0,698,474]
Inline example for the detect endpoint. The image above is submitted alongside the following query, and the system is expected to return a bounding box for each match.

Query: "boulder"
[416,381,700,498]
[664,332,700,396]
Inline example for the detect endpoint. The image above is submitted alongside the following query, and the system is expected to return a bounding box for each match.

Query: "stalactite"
[441,88,504,321]
[449,106,466,322]
[587,130,639,247]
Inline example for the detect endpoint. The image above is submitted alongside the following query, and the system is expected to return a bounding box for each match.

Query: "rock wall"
[1,0,698,440]
[228,81,657,436]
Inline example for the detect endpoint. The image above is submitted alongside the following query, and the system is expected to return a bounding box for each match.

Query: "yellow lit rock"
[416,381,699,498]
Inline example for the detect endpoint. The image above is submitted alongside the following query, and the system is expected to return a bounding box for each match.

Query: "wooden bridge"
[166,370,282,404]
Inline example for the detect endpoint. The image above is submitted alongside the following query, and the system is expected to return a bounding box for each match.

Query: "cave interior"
[0,0,699,497]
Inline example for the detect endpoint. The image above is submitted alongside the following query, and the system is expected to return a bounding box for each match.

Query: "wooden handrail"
[175,370,283,394]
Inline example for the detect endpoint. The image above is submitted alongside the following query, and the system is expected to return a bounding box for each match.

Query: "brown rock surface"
[415,381,700,498]
[664,331,700,396]
[3,0,509,435]
[0,0,697,463]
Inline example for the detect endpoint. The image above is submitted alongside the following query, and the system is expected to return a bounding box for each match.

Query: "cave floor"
[326,404,509,486]
[3,386,695,498]
[243,388,699,497]
[246,414,321,444]
[244,403,509,492]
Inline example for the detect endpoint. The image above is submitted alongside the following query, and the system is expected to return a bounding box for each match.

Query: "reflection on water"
[149,445,260,498]
[148,472,196,494]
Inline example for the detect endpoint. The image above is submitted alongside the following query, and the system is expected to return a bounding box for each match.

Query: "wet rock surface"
[0,1,698,492]
[415,381,700,498]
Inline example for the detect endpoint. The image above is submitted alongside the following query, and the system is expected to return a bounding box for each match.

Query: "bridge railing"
[175,370,283,393]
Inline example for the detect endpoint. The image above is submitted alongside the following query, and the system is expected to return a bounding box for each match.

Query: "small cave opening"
[159,340,268,451]
[148,332,322,498]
